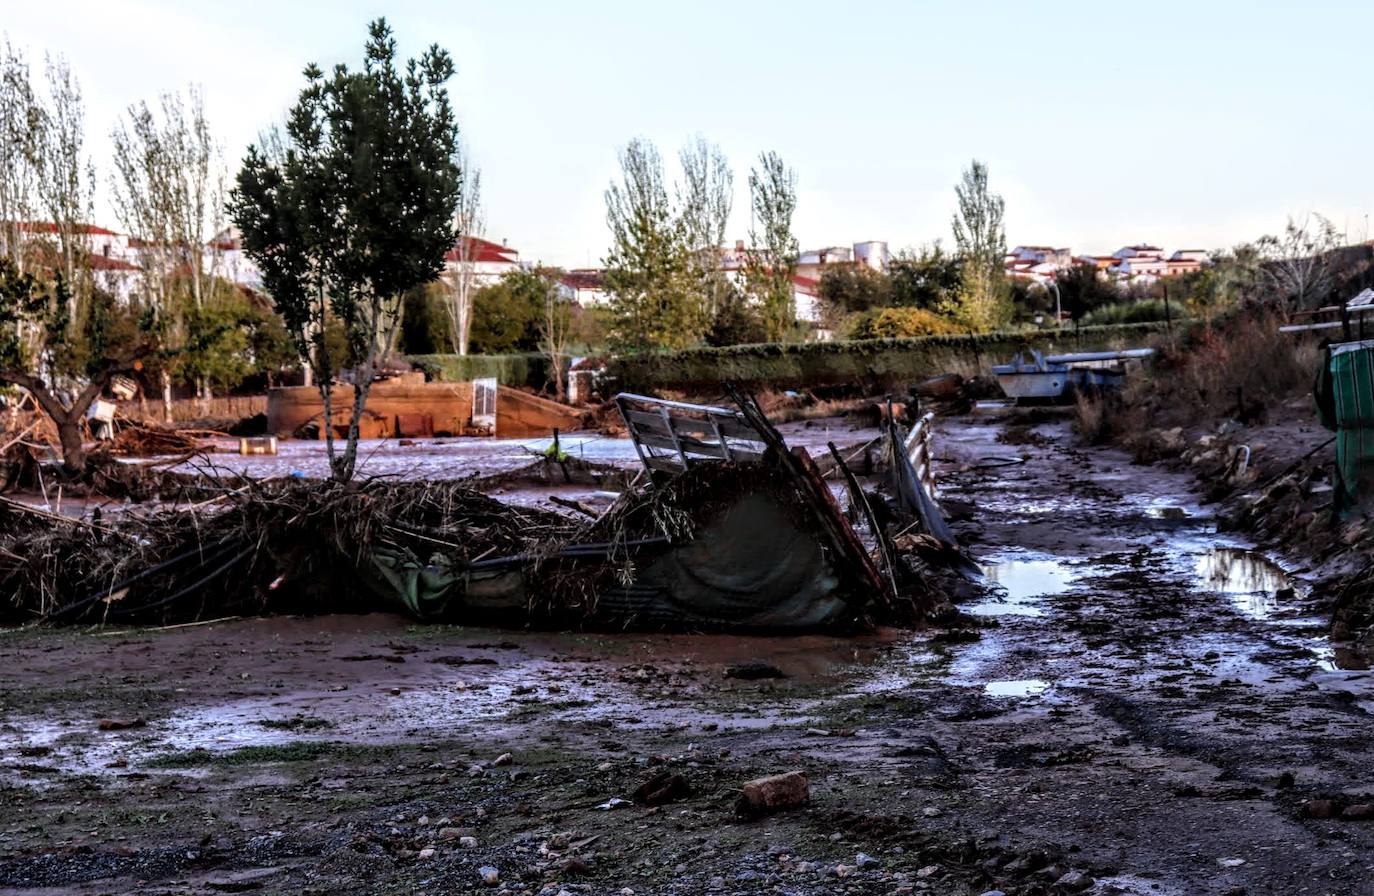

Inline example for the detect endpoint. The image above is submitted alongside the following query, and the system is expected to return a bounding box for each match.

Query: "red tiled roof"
[444,236,518,265]
[15,221,119,236]
[792,274,820,295]
[88,254,139,272]
[560,269,605,290]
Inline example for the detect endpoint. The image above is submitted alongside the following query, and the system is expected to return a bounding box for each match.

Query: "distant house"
[558,268,609,307]
[443,236,523,286]
[793,274,822,323]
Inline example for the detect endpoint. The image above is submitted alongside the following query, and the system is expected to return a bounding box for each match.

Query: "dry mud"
[1,416,1371,895]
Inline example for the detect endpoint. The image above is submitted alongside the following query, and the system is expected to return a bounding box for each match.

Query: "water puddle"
[1195,548,1301,619]
[984,679,1049,698]
[970,554,1074,617]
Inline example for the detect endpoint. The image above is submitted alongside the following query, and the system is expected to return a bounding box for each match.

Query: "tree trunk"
[56,416,85,476]
[161,370,173,423]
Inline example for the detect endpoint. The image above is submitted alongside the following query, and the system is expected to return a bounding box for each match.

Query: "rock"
[855,852,879,869]
[916,864,940,878]
[1275,771,1295,789]
[1055,870,1094,891]
[1302,799,1335,819]
[795,861,818,873]
[492,752,514,766]
[736,770,809,818]
[595,797,631,810]
[417,847,436,860]
[459,836,479,848]
[479,865,500,886]
[632,769,692,806]
[833,864,855,878]
[708,875,725,889]
[978,891,1007,896]
[735,870,759,881]
[1217,857,1246,868]
[805,728,832,737]
[921,806,942,818]
[437,827,462,841]
[97,718,146,731]
[724,661,786,680]
[915,373,964,400]
[1341,803,1374,820]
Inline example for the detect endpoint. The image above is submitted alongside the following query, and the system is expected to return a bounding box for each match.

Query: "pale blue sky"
[8,0,1372,266]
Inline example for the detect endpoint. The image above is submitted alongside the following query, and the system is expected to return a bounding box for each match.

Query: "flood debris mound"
[1,391,970,633]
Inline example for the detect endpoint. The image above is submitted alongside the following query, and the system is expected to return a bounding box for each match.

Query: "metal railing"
[903,411,938,501]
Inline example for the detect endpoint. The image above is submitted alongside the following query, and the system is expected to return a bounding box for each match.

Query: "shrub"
[848,307,961,340]
[1080,299,1179,327]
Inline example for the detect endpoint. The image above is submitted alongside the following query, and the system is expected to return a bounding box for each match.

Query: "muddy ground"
[2,414,1372,895]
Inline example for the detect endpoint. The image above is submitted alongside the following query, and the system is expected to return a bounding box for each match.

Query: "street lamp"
[1045,278,1062,329]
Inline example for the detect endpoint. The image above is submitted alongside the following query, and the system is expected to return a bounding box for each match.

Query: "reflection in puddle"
[1195,548,1300,619]
[984,679,1049,698]
[970,556,1073,617]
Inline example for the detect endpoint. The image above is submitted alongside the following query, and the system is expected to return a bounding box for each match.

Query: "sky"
[6,0,1373,267]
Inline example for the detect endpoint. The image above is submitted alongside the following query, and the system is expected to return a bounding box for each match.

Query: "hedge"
[406,353,550,388]
[606,321,1186,392]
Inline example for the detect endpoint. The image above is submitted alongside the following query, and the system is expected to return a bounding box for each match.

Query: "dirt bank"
[2,415,1371,895]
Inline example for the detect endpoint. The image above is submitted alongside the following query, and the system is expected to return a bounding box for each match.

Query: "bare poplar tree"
[538,272,573,402]
[744,150,799,341]
[441,146,483,355]
[604,138,698,349]
[950,159,1009,330]
[34,54,95,307]
[678,136,733,322]
[0,37,41,271]
[1257,213,1342,312]
[111,85,225,415]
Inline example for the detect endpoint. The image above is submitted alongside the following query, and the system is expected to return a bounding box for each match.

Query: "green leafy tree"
[888,243,963,310]
[229,18,462,481]
[400,282,451,355]
[469,268,548,353]
[1054,262,1125,320]
[603,138,699,350]
[744,151,800,341]
[0,260,149,473]
[949,160,1010,330]
[817,264,892,318]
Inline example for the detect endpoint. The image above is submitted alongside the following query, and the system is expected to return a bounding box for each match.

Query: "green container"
[1320,340,1374,511]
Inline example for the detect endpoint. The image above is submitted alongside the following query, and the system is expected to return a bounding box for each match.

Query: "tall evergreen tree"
[230,18,461,482]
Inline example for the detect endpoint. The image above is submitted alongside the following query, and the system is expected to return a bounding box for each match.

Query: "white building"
[558,268,609,307]
[444,236,524,286]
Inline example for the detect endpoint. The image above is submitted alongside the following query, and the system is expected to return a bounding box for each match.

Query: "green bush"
[405,352,549,387]
[1080,299,1181,327]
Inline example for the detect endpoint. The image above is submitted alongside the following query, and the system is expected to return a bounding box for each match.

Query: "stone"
[459,836,478,848]
[417,848,436,861]
[1217,857,1246,868]
[708,875,725,889]
[724,661,786,680]
[1303,799,1335,819]
[632,769,692,806]
[1341,803,1374,820]
[735,770,809,818]
[492,753,514,767]
[855,852,879,869]
[479,865,500,885]
[1055,870,1094,892]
